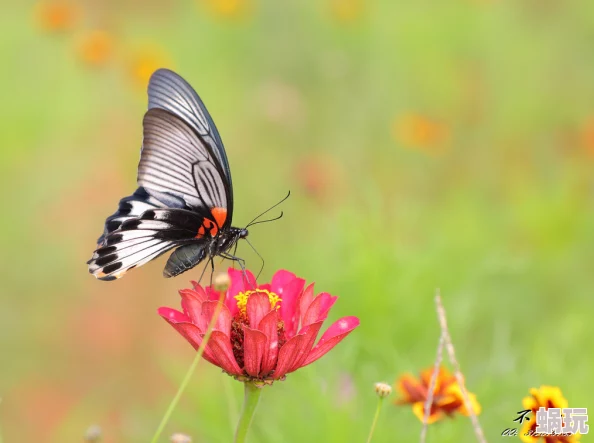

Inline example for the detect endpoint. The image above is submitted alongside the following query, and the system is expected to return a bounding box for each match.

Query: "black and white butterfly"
[88,69,254,281]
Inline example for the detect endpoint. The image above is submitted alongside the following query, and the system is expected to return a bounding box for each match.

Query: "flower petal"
[298,283,315,325]
[258,310,280,375]
[301,292,337,329]
[270,270,298,293]
[395,373,427,404]
[201,301,232,335]
[227,268,257,298]
[179,290,203,324]
[158,307,190,324]
[243,326,267,377]
[247,292,272,328]
[412,401,445,424]
[157,316,217,364]
[276,275,306,337]
[273,335,305,379]
[289,321,323,372]
[303,316,360,366]
[188,284,208,302]
[204,330,242,376]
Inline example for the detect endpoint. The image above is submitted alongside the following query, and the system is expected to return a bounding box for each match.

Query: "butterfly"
[88,68,250,281]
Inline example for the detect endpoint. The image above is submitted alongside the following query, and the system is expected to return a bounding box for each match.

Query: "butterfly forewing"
[148,69,232,197]
[139,108,229,222]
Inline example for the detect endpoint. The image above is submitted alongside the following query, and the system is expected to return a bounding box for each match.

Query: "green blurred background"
[1,0,593,441]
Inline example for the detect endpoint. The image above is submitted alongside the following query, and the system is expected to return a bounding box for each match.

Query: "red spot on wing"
[195,207,227,238]
[211,207,227,228]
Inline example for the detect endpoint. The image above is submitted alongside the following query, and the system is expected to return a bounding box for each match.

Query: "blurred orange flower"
[392,112,450,155]
[203,0,251,19]
[329,0,365,23]
[578,117,594,157]
[395,366,481,424]
[77,31,113,67]
[34,0,78,33]
[127,45,173,87]
[520,386,580,443]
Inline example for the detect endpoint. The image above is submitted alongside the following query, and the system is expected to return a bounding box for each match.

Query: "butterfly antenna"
[245,238,265,280]
[245,190,291,228]
[247,211,284,227]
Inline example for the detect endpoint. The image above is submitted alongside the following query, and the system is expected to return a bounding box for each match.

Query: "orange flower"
[127,45,173,87]
[77,31,113,67]
[392,112,450,155]
[329,0,365,23]
[34,0,78,33]
[520,386,580,443]
[202,0,251,19]
[579,117,594,157]
[395,366,481,424]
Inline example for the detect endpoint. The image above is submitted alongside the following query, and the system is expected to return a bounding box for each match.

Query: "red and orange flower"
[395,366,481,423]
[159,269,359,383]
[520,386,580,443]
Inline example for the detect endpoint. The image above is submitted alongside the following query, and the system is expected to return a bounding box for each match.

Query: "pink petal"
[298,283,315,325]
[179,290,203,324]
[289,321,323,373]
[227,268,257,297]
[188,284,207,302]
[158,317,217,364]
[204,330,243,376]
[273,335,305,379]
[271,270,298,294]
[303,316,360,367]
[243,327,267,377]
[301,292,337,328]
[277,276,306,337]
[258,310,280,375]
[158,307,190,324]
[201,301,232,335]
[247,292,272,328]
[257,283,271,292]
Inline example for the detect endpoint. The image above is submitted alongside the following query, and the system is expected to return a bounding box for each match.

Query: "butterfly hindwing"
[89,208,211,281]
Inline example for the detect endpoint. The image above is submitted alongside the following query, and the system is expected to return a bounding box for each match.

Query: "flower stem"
[150,290,226,443]
[365,396,385,443]
[234,383,263,443]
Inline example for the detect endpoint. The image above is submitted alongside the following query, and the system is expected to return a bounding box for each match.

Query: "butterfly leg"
[195,255,213,285]
[219,252,255,289]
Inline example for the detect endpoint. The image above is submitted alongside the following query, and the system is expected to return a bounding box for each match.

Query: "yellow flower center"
[234,289,281,315]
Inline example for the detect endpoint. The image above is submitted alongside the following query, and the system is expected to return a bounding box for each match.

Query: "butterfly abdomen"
[163,243,208,278]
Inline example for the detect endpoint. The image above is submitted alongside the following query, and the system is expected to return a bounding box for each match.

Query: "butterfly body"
[88,69,246,281]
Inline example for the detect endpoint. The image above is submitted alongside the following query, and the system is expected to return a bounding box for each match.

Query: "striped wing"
[139,108,230,226]
[89,209,208,281]
[148,68,233,218]
[96,187,185,245]
[89,69,234,281]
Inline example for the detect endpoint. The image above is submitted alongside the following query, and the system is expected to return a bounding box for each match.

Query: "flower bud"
[84,424,102,442]
[170,433,192,443]
[374,382,392,398]
[213,272,231,293]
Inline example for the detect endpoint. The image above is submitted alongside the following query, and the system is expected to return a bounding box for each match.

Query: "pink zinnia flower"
[158,268,359,383]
